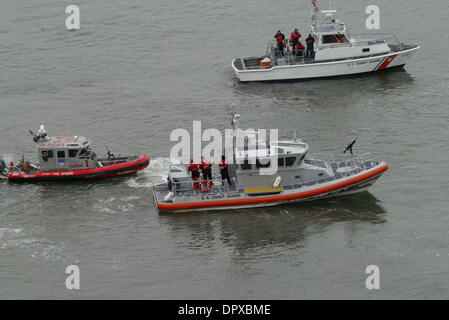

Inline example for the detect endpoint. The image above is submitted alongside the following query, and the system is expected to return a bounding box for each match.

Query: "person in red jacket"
[219,155,233,186]
[200,157,213,181]
[274,30,285,56]
[187,160,200,190]
[290,28,301,53]
[294,42,305,56]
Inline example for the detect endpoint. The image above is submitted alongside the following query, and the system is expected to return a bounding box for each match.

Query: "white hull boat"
[232,6,419,82]
[154,110,388,213]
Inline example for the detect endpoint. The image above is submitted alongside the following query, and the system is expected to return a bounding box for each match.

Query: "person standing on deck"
[305,34,315,59]
[294,42,305,56]
[219,155,233,186]
[274,30,285,56]
[187,160,200,190]
[200,157,213,181]
[290,29,301,53]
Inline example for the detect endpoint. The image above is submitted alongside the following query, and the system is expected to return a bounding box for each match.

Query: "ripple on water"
[1,227,65,262]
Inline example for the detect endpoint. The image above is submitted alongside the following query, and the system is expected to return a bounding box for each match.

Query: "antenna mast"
[311,0,319,26]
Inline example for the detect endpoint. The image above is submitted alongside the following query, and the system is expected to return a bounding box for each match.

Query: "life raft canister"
[199,180,212,193]
[260,57,272,68]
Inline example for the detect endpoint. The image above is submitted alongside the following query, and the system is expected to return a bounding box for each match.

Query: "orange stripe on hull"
[377,54,397,71]
[157,163,389,211]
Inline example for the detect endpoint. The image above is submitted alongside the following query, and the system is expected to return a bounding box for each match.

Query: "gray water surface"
[0,0,448,299]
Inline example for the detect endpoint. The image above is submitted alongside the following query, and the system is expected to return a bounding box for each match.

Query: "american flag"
[312,0,318,8]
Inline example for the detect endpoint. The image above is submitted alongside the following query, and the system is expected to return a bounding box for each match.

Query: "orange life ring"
[199,180,212,193]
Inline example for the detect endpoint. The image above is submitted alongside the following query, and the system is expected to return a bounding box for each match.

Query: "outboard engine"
[0,158,6,176]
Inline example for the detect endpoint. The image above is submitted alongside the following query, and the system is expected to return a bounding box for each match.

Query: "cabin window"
[57,151,66,158]
[363,48,370,52]
[42,150,53,158]
[69,149,78,158]
[322,34,346,44]
[285,157,296,166]
[278,158,285,167]
[41,150,53,161]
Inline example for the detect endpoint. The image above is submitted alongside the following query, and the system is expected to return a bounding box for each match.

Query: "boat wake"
[93,196,139,214]
[127,157,175,188]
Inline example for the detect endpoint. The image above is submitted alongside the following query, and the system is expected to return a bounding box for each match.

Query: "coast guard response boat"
[1,125,149,182]
[231,3,419,82]
[153,111,388,212]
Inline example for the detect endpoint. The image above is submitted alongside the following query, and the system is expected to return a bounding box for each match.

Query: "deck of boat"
[232,44,418,71]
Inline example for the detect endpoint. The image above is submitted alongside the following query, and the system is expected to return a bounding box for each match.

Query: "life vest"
[295,43,305,51]
[201,159,210,171]
[306,38,314,44]
[219,160,228,169]
[187,163,199,174]
[290,31,301,41]
[275,33,284,43]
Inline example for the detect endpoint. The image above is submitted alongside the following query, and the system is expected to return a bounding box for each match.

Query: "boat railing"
[286,153,380,190]
[307,152,377,170]
[265,41,311,67]
[168,177,238,198]
[98,155,132,166]
[262,37,396,68]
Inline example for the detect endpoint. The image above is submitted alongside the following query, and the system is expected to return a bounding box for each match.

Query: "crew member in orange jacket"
[187,160,200,190]
[200,157,213,181]
[219,155,233,186]
[294,42,305,56]
[290,29,301,53]
[274,30,285,56]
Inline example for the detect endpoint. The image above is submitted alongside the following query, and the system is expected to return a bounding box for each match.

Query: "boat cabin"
[37,136,98,171]
[233,129,311,189]
[311,10,390,61]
